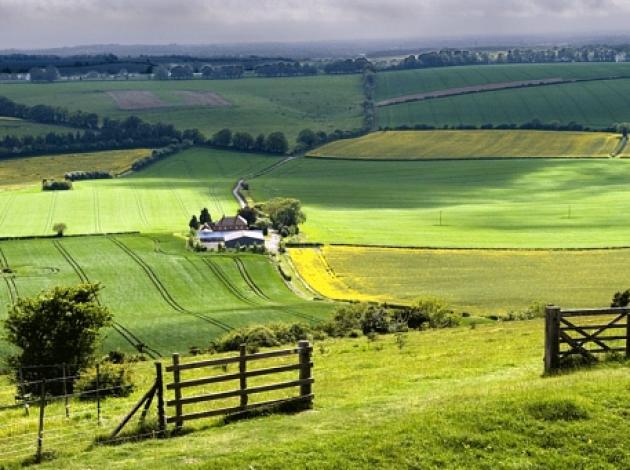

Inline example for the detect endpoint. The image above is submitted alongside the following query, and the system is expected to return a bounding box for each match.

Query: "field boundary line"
[319,242,630,252]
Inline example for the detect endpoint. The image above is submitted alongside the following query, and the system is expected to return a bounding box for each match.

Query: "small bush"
[394,297,459,329]
[75,363,134,399]
[42,179,72,191]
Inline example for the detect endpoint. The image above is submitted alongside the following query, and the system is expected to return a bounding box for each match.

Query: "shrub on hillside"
[64,170,113,181]
[75,363,135,399]
[211,323,311,353]
[42,178,72,191]
[321,303,393,337]
[392,297,459,329]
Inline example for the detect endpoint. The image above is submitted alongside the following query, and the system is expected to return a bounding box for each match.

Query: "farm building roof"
[198,230,264,243]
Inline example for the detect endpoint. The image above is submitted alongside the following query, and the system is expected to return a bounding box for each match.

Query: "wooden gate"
[544,305,630,373]
[165,340,313,429]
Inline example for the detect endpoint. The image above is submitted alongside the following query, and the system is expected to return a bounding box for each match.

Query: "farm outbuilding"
[198,229,264,249]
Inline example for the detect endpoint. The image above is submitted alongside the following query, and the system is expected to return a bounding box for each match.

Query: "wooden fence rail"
[165,340,313,429]
[544,305,630,374]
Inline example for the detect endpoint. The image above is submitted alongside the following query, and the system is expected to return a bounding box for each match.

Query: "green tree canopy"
[263,198,306,230]
[4,283,112,393]
[212,128,233,147]
[265,132,289,154]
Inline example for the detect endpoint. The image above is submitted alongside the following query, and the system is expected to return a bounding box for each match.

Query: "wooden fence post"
[239,344,248,409]
[18,367,29,416]
[95,363,101,426]
[62,364,70,418]
[298,340,313,407]
[155,362,166,436]
[544,305,561,374]
[626,312,630,359]
[172,353,183,431]
[36,379,45,462]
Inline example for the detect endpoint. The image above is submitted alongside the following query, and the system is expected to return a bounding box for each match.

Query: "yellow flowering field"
[292,245,630,315]
[288,247,380,303]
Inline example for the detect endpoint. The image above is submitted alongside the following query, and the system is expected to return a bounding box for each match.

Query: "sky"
[1,0,630,49]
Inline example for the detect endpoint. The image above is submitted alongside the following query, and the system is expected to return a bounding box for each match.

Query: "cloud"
[1,0,630,49]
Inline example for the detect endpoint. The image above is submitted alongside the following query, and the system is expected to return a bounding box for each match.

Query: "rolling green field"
[309,130,622,160]
[0,148,151,188]
[378,78,630,129]
[375,62,630,101]
[290,246,630,314]
[1,321,628,468]
[0,117,79,138]
[251,156,630,248]
[0,147,280,237]
[0,234,333,358]
[0,75,364,144]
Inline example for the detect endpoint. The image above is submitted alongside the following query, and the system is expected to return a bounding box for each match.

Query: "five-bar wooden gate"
[544,305,630,373]
[165,340,313,429]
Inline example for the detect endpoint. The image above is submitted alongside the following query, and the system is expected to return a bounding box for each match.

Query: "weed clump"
[526,398,590,421]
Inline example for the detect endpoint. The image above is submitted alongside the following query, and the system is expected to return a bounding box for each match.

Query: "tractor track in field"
[0,248,18,304]
[0,193,16,231]
[53,239,162,358]
[92,188,102,233]
[44,191,58,235]
[133,190,149,227]
[202,258,259,307]
[233,257,270,301]
[232,258,320,323]
[108,236,233,332]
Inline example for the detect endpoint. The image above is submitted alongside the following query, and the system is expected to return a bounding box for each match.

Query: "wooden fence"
[165,340,313,429]
[544,305,630,374]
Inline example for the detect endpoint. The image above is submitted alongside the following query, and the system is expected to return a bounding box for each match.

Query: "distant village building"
[197,214,263,249]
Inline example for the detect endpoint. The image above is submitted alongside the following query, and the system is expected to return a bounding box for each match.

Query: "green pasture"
[375,62,630,101]
[1,321,628,468]
[251,156,630,248]
[0,117,78,138]
[316,245,630,314]
[378,78,630,129]
[0,234,332,359]
[0,75,364,143]
[309,130,621,160]
[0,147,279,237]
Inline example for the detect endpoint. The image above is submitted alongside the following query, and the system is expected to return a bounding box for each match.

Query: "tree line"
[390,46,630,72]
[379,119,626,133]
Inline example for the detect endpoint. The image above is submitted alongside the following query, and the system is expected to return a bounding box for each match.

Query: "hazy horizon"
[1,0,630,50]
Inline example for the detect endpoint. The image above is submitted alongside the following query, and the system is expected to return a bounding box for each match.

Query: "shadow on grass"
[544,352,629,377]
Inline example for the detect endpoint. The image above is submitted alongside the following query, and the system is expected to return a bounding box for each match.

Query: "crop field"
[290,246,630,314]
[377,78,630,129]
[2,321,628,468]
[251,156,630,248]
[0,147,281,237]
[0,75,364,143]
[0,234,332,358]
[0,117,78,138]
[375,62,630,101]
[308,130,621,160]
[0,148,151,188]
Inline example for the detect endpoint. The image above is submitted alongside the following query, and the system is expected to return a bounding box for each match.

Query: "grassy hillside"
[0,117,79,138]
[309,130,621,160]
[375,62,630,101]
[1,321,628,468]
[290,246,630,314]
[250,157,630,248]
[0,75,364,144]
[0,148,151,188]
[0,147,279,237]
[0,234,332,358]
[377,78,630,129]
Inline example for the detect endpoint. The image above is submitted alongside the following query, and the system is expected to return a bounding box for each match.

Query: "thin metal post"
[95,363,101,425]
[62,364,69,418]
[18,367,29,416]
[36,380,45,462]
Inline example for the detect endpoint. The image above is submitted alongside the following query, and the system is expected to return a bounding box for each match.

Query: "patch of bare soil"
[106,90,168,110]
[376,78,567,107]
